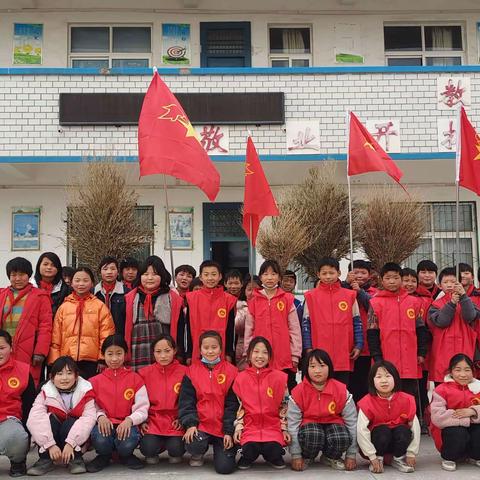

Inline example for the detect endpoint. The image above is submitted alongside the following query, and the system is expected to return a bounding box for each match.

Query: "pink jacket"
[27,377,96,452]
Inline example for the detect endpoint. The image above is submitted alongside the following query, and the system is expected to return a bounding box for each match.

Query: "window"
[69,25,151,68]
[269,26,311,67]
[384,24,463,66]
[404,202,478,271]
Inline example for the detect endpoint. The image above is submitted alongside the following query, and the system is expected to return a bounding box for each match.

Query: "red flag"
[138,72,220,201]
[242,137,279,246]
[457,107,480,195]
[347,111,404,185]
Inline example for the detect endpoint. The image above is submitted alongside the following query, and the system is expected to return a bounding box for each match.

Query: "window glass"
[71,27,109,53]
[384,26,422,51]
[269,27,311,54]
[424,26,462,51]
[112,27,151,53]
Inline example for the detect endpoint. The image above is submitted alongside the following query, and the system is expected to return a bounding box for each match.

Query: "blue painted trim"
[0,152,456,164]
[2,65,480,76]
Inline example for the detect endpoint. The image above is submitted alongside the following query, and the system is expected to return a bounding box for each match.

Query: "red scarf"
[1,284,33,325]
[39,280,55,305]
[72,292,93,334]
[102,282,115,308]
[123,281,133,290]
[138,286,161,320]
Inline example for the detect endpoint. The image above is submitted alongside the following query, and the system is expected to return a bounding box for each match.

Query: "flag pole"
[249,216,255,279]
[346,111,354,269]
[163,174,176,286]
[455,107,462,278]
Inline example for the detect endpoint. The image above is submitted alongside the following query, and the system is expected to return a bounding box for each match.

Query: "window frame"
[268,24,313,68]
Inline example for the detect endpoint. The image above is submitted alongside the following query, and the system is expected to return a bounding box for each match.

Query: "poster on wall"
[162,24,191,65]
[195,125,230,155]
[366,119,401,153]
[12,208,41,251]
[165,207,193,250]
[286,120,321,153]
[437,76,471,110]
[13,23,43,65]
[437,118,457,152]
[334,23,364,64]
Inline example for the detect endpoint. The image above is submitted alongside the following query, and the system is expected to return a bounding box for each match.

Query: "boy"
[62,266,75,287]
[417,260,441,300]
[368,262,429,396]
[183,261,237,364]
[94,256,128,338]
[224,270,243,298]
[281,270,303,323]
[459,262,476,295]
[119,257,139,290]
[428,267,479,384]
[302,257,363,385]
[0,257,52,386]
[174,264,197,298]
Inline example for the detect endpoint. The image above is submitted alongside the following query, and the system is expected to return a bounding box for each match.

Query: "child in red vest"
[233,336,289,469]
[0,257,52,386]
[139,334,187,464]
[357,360,420,474]
[87,335,149,472]
[244,260,301,391]
[417,260,441,300]
[302,257,363,385]
[428,268,479,385]
[0,329,34,477]
[182,261,237,364]
[288,349,358,472]
[430,353,480,471]
[179,330,238,474]
[27,356,96,475]
[368,262,429,397]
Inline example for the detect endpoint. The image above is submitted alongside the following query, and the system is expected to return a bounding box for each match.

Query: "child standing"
[224,270,243,298]
[179,331,238,474]
[139,334,187,464]
[244,260,301,391]
[281,270,303,323]
[417,260,441,300]
[430,354,480,471]
[288,349,358,471]
[119,257,139,291]
[87,335,149,472]
[459,263,476,295]
[233,336,289,469]
[48,267,115,379]
[302,257,363,385]
[357,361,420,473]
[26,356,96,475]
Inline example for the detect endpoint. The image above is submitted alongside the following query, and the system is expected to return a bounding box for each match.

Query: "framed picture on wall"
[12,208,41,251]
[165,207,193,250]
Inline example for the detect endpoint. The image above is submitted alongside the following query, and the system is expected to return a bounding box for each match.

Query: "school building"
[1,0,480,287]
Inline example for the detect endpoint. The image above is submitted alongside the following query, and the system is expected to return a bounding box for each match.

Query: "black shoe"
[237,457,252,470]
[69,453,87,475]
[26,458,54,476]
[123,455,144,470]
[421,422,430,435]
[269,457,286,469]
[9,461,26,477]
[86,455,111,473]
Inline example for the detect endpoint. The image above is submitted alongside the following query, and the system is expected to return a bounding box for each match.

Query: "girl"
[48,267,115,379]
[26,356,96,476]
[357,361,420,474]
[233,336,289,469]
[179,330,238,474]
[87,334,149,472]
[139,334,187,464]
[244,260,301,392]
[430,353,480,471]
[124,256,183,370]
[288,349,357,472]
[34,252,71,318]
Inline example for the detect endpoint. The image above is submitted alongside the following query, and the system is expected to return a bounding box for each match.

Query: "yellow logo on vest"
[277,301,285,312]
[7,377,20,389]
[267,387,274,398]
[338,301,348,312]
[173,382,181,394]
[217,308,227,318]
[217,374,226,385]
[327,401,336,414]
[406,308,415,319]
[123,388,135,400]
[472,397,480,406]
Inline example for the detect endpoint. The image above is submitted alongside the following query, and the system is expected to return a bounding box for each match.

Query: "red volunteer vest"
[247,289,294,370]
[370,289,421,379]
[304,282,357,371]
[186,287,237,361]
[187,360,238,437]
[46,390,95,421]
[291,377,347,426]
[139,360,187,436]
[233,367,287,445]
[0,357,29,422]
[358,392,416,431]
[429,294,477,383]
[89,367,145,424]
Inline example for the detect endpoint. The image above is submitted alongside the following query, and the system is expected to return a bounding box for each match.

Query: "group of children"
[0,251,479,477]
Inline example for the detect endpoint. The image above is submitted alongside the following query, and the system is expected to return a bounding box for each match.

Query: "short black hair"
[6,257,33,278]
[199,330,223,350]
[0,329,13,346]
[224,269,243,282]
[401,267,418,280]
[317,257,340,272]
[174,264,196,278]
[438,267,456,284]
[189,277,203,290]
[368,360,401,395]
[98,256,119,272]
[138,256,172,293]
[50,356,80,378]
[380,262,402,278]
[448,353,474,372]
[459,262,474,274]
[259,260,282,278]
[303,349,334,381]
[199,260,222,275]
[73,266,96,284]
[120,257,139,271]
[246,336,273,364]
[283,270,297,282]
[416,260,438,274]
[62,266,75,279]
[350,260,371,272]
[101,334,128,354]
[151,333,177,352]
[34,252,63,286]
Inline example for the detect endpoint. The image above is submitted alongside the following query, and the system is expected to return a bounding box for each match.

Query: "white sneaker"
[321,456,345,470]
[189,455,204,467]
[441,460,456,471]
[466,458,480,467]
[391,456,414,473]
[168,456,183,464]
[145,456,159,465]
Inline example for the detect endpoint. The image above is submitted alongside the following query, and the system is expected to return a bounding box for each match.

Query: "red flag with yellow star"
[138,72,220,201]
[347,111,404,185]
[457,107,480,196]
[242,136,279,246]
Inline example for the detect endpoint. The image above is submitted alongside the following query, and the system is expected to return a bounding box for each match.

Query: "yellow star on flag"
[363,141,376,151]
[158,103,198,139]
[475,135,480,160]
[245,162,254,176]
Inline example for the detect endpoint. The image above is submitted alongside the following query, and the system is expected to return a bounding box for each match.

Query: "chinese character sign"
[195,125,230,155]
[286,120,320,154]
[366,119,401,153]
[437,118,457,152]
[437,77,471,110]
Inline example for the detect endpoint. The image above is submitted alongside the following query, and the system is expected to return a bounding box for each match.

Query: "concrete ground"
[1,436,479,480]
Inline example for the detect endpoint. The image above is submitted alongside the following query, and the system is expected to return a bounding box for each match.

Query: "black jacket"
[94,281,128,338]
